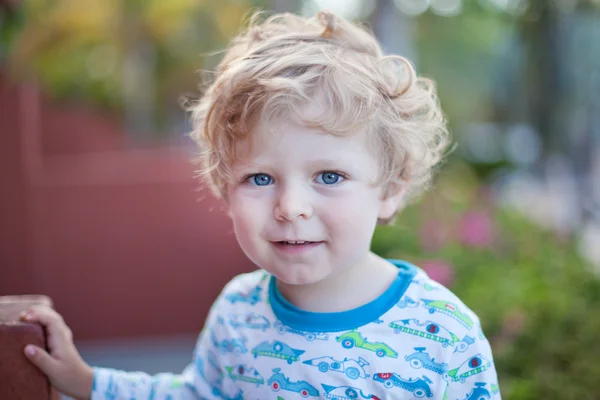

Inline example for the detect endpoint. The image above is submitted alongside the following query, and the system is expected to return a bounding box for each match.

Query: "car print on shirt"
[405,347,449,379]
[389,319,460,348]
[267,368,319,397]
[274,320,329,341]
[104,376,118,400]
[251,340,305,364]
[335,331,398,358]
[211,329,248,354]
[490,383,500,395]
[321,384,381,399]
[421,299,475,329]
[224,364,264,387]
[462,382,492,400]
[397,295,419,309]
[303,356,370,380]
[448,354,492,383]
[373,373,433,398]
[454,335,476,353]
[225,286,262,305]
[196,350,225,394]
[211,387,244,400]
[412,278,440,291]
[229,313,271,331]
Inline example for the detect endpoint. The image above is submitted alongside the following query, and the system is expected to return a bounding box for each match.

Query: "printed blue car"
[389,319,460,348]
[373,373,433,398]
[211,387,244,400]
[321,384,381,399]
[195,351,225,396]
[225,364,264,387]
[448,354,492,383]
[211,330,248,354]
[225,286,262,305]
[411,278,440,291]
[267,368,319,397]
[303,356,370,380]
[229,313,270,331]
[252,340,305,364]
[405,347,449,378]
[274,320,329,341]
[397,296,419,309]
[463,382,491,400]
[454,335,476,353]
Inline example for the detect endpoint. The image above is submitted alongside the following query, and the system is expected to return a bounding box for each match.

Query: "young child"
[20,11,501,400]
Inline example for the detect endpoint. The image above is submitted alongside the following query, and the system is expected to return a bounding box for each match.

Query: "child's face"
[225,116,402,286]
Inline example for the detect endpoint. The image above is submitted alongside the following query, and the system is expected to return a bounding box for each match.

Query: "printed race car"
[421,299,474,329]
[267,368,319,397]
[195,350,224,387]
[405,347,449,378]
[411,278,440,292]
[251,340,305,364]
[321,384,381,400]
[397,296,419,309]
[463,382,491,400]
[229,313,270,331]
[224,364,264,387]
[336,331,398,359]
[210,387,244,400]
[448,354,492,383]
[373,373,433,398]
[389,319,460,348]
[303,356,370,380]
[490,383,500,395]
[225,286,262,305]
[274,320,329,341]
[195,351,231,398]
[454,335,476,353]
[211,330,248,354]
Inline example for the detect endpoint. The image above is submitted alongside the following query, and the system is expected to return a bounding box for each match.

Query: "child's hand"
[20,305,94,400]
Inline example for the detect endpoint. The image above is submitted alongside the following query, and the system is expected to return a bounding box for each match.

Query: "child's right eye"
[247,173,273,186]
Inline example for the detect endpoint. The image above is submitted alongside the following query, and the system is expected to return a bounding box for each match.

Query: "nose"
[274,183,313,222]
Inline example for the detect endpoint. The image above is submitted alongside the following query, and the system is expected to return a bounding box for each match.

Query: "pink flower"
[421,260,455,287]
[459,211,495,248]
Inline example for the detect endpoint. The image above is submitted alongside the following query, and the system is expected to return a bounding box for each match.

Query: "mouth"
[270,240,324,254]
[275,240,317,245]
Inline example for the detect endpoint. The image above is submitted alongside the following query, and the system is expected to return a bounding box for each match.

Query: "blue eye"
[316,171,344,185]
[249,173,273,186]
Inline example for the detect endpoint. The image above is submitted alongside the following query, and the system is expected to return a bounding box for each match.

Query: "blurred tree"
[4,0,266,138]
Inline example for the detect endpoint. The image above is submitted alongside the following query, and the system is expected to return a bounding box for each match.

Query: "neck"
[275,252,398,312]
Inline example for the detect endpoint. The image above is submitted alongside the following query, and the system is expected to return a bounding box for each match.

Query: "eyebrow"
[305,159,352,169]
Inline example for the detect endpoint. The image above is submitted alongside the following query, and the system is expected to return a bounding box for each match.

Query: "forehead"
[235,116,376,165]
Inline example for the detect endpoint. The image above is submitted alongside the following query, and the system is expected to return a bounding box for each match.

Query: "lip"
[270,240,324,255]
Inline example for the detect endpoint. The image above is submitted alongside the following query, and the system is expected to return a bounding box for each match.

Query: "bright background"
[1,0,600,398]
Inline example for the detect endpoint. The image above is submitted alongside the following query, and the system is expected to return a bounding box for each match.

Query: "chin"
[272,268,331,287]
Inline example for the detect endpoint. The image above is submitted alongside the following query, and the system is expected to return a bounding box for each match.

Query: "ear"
[378,182,408,220]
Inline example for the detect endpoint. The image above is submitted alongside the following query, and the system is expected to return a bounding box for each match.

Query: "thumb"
[24,345,59,376]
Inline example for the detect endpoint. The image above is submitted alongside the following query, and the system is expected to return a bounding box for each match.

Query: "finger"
[20,306,73,350]
[24,345,60,377]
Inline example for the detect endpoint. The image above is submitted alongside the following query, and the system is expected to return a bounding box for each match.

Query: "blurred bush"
[372,161,600,399]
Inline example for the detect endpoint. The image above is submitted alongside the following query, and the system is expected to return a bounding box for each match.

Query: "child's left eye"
[315,171,344,185]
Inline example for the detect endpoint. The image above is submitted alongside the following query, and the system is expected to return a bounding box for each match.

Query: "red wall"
[0,73,254,340]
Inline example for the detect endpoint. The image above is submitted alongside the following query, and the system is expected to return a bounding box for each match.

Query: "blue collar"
[268,259,417,332]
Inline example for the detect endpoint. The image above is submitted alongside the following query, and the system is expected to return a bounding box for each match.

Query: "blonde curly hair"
[189,10,452,208]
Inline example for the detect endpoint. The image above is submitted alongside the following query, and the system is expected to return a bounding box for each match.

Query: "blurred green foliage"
[2,0,266,129]
[373,161,600,399]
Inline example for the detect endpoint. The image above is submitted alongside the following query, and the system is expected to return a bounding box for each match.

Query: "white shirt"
[92,260,501,400]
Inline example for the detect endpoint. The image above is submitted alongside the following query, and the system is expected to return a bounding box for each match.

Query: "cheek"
[229,196,269,237]
[320,193,380,235]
